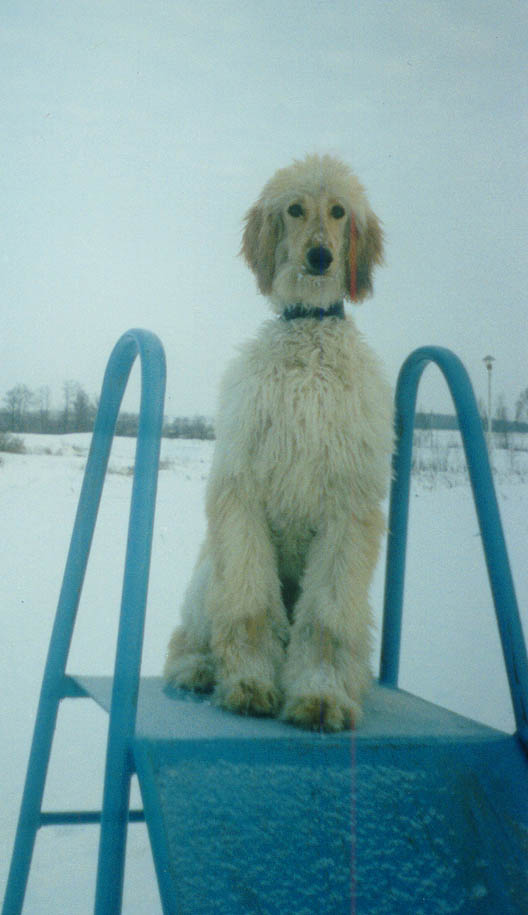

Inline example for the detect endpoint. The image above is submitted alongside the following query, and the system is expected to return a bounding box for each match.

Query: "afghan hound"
[164,154,393,731]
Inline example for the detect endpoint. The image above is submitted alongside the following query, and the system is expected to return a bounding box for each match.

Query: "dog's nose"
[306,246,333,274]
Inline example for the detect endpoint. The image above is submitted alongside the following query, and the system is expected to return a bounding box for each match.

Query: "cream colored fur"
[164,154,393,731]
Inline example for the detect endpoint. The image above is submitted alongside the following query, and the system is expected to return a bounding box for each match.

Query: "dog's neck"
[281,302,345,322]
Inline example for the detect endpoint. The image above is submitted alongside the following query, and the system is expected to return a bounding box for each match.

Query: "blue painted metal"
[2,329,166,915]
[74,675,528,914]
[380,346,528,750]
[3,340,528,914]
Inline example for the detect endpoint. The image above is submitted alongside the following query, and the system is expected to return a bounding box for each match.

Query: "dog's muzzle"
[306,246,333,275]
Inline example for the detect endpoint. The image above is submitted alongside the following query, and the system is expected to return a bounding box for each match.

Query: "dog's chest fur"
[215,316,392,538]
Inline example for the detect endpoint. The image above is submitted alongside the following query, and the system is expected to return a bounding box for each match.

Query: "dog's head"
[241,154,383,312]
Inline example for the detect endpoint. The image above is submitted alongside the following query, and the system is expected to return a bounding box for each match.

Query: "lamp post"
[483,355,495,453]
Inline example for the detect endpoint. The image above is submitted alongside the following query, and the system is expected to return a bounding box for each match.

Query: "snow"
[1,432,527,912]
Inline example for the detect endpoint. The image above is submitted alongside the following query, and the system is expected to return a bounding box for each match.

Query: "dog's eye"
[287,203,304,218]
[331,204,345,219]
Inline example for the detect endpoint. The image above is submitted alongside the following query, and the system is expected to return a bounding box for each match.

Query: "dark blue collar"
[281,302,345,321]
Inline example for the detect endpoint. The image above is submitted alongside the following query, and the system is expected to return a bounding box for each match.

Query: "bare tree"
[477,397,488,432]
[61,380,78,433]
[516,388,528,423]
[4,385,34,431]
[495,394,509,449]
[72,385,94,432]
[37,386,51,432]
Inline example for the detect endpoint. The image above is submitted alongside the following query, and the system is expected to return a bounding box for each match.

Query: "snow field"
[1,432,527,912]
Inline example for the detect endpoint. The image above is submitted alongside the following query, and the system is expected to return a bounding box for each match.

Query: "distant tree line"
[415,411,528,435]
[164,416,215,440]
[2,382,96,434]
[3,380,528,442]
[0,381,215,440]
[416,395,528,452]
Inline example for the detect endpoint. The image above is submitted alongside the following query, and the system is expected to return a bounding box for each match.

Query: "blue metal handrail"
[380,346,528,750]
[2,329,166,915]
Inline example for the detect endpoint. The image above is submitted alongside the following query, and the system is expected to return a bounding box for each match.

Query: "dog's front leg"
[208,482,288,717]
[282,505,385,731]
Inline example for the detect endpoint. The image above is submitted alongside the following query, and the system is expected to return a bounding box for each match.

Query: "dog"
[164,154,393,731]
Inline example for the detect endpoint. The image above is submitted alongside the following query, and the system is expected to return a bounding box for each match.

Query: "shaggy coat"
[164,154,393,731]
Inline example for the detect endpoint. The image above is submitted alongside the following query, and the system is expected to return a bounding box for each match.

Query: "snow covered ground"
[1,431,527,913]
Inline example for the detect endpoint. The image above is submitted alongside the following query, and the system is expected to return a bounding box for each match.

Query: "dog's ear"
[348,209,384,302]
[241,204,280,295]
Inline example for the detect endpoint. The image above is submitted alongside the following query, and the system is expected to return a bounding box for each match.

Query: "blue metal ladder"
[2,333,528,914]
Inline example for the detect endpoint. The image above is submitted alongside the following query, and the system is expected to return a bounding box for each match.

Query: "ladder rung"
[39,809,145,826]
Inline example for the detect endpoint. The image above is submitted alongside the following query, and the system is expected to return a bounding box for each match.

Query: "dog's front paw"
[282,692,362,732]
[163,652,216,693]
[215,677,281,717]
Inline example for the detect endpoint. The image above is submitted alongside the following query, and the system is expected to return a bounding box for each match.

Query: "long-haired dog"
[164,154,393,731]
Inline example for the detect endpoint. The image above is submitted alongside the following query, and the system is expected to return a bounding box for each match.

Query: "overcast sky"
[2,1,526,419]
